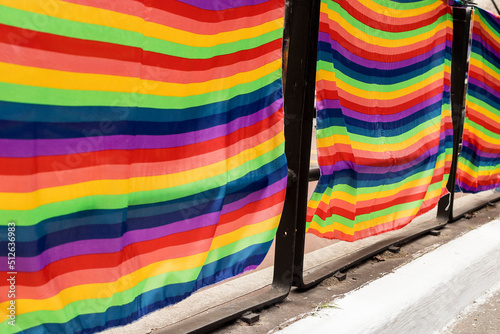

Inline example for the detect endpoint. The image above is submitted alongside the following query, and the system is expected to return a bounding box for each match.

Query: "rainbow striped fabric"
[306,0,453,241]
[0,1,286,333]
[457,7,500,192]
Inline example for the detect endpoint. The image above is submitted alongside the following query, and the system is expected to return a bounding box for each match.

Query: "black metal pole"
[437,6,473,222]
[491,0,500,16]
[273,0,321,289]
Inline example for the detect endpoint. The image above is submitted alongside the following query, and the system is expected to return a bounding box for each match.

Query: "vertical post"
[437,6,473,221]
[273,0,321,289]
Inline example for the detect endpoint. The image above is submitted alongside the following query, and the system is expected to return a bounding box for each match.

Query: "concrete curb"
[277,219,500,334]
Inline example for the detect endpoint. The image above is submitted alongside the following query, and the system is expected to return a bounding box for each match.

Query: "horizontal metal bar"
[157,286,288,334]
[452,192,500,222]
[297,218,448,289]
[308,167,320,182]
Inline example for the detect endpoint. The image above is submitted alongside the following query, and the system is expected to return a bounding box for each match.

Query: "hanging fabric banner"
[457,7,500,192]
[307,0,453,241]
[0,1,286,333]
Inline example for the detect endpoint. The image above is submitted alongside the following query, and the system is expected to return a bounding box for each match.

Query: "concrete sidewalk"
[275,219,500,334]
[443,281,500,334]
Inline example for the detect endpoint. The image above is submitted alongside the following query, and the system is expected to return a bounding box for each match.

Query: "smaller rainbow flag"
[306,0,453,241]
[457,7,500,192]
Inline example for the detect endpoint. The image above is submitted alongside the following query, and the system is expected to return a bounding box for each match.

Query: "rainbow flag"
[306,0,453,241]
[457,7,500,192]
[0,1,286,333]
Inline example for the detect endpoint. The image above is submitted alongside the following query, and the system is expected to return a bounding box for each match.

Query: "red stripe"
[458,169,500,188]
[218,189,285,226]
[472,24,500,55]
[462,127,500,153]
[140,0,279,23]
[467,109,500,135]
[0,41,279,84]
[319,17,451,62]
[317,80,449,114]
[307,196,440,242]
[15,189,283,288]
[318,132,441,167]
[0,23,281,71]
[16,223,217,287]
[333,0,449,33]
[62,0,282,34]
[0,110,283,175]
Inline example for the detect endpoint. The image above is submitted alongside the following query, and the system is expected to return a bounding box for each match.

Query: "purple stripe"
[0,99,283,158]
[1,180,286,272]
[468,76,500,101]
[462,140,500,158]
[472,33,500,63]
[220,176,286,215]
[319,95,445,123]
[456,182,500,193]
[318,32,449,69]
[176,0,269,10]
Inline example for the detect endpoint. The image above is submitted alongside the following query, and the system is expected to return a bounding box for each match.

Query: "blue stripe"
[0,80,282,123]
[22,242,272,334]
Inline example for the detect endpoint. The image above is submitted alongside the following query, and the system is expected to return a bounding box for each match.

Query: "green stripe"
[465,117,500,141]
[0,144,285,226]
[321,63,445,92]
[317,116,442,145]
[0,70,281,109]
[470,53,500,76]
[309,180,444,229]
[309,164,444,200]
[4,230,276,332]
[476,10,500,40]
[0,5,282,59]
[467,95,500,115]
[459,155,500,171]
[349,0,442,10]
[204,227,277,265]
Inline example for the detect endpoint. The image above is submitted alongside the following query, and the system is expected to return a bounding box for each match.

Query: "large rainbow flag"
[457,7,500,192]
[0,1,286,333]
[306,0,453,241]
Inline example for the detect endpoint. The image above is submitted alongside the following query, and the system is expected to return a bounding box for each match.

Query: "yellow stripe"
[308,190,356,209]
[465,122,500,146]
[309,173,439,210]
[146,19,284,47]
[458,161,500,178]
[307,206,418,236]
[470,58,500,84]
[476,13,500,49]
[307,219,355,236]
[0,134,283,210]
[316,124,439,152]
[0,60,282,97]
[0,0,283,47]
[317,69,446,99]
[3,215,280,315]
[354,207,418,232]
[422,185,444,202]
[209,215,279,250]
[321,3,451,47]
[1,251,208,315]
[357,0,444,18]
[467,101,500,126]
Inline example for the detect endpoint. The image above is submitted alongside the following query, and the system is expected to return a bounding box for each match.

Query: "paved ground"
[274,220,500,334]
[443,283,500,333]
